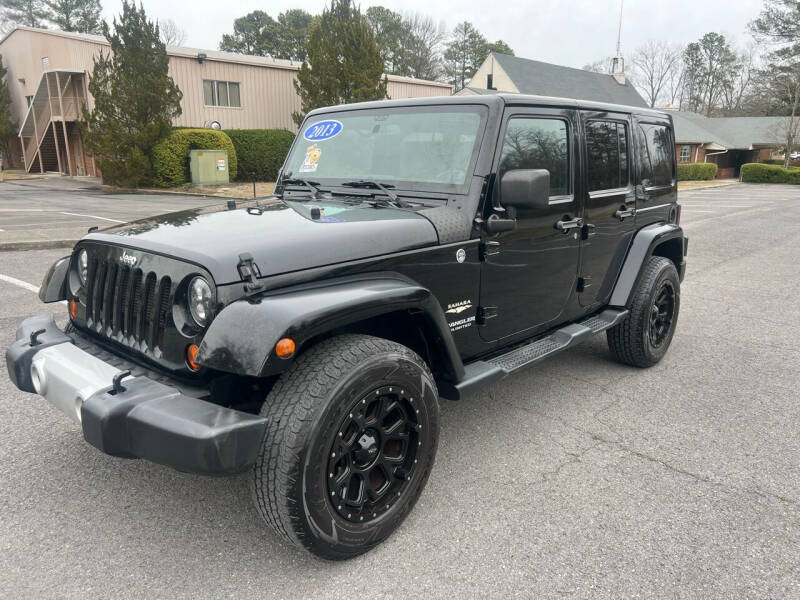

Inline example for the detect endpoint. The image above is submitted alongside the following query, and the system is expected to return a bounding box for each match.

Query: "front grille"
[84,254,172,352]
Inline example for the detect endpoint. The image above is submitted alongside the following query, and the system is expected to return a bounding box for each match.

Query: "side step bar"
[441,308,629,400]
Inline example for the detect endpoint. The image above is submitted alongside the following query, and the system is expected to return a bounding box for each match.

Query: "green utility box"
[189,149,229,185]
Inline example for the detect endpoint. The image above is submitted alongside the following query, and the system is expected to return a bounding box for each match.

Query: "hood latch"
[237,253,266,293]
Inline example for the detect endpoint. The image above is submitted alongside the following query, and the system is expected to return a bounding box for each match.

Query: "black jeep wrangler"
[6,95,686,559]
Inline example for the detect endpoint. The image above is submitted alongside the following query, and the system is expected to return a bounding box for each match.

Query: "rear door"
[633,119,677,227]
[578,112,637,308]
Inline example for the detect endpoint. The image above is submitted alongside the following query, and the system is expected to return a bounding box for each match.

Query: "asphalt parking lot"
[1,182,799,598]
[0,177,216,248]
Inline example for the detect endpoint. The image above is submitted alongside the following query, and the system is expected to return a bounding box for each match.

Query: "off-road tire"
[607,256,680,368]
[252,334,439,560]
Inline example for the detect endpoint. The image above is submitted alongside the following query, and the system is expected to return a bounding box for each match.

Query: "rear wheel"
[607,256,680,367]
[252,334,439,560]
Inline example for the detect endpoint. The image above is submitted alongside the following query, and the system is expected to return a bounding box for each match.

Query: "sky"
[102,0,766,69]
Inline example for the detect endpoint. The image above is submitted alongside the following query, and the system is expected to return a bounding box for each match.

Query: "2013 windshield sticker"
[299,145,321,173]
[303,119,343,142]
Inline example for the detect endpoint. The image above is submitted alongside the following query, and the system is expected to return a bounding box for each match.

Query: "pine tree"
[0,54,18,162]
[46,0,102,33]
[0,0,51,28]
[83,1,182,187]
[292,0,386,126]
[443,21,488,91]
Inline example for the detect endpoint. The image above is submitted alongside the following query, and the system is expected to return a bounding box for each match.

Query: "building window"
[586,120,629,192]
[680,145,691,163]
[203,80,241,107]
[499,117,571,197]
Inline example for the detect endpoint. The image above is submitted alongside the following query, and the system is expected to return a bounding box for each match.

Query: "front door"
[577,112,637,308]
[479,108,581,342]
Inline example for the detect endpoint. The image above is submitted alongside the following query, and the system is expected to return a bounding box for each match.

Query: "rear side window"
[586,120,628,191]
[639,124,673,187]
[498,117,570,197]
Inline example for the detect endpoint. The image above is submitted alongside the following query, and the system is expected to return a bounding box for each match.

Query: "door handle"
[614,206,635,221]
[555,217,583,232]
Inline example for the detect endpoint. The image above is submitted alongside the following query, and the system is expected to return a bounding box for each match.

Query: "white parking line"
[0,273,68,305]
[0,273,41,293]
[60,212,125,223]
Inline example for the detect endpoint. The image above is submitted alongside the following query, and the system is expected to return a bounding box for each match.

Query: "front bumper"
[6,314,267,476]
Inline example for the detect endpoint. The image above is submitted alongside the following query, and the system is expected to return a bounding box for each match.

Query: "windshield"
[282,105,487,193]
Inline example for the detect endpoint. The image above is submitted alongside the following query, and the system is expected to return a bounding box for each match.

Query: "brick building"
[671,111,787,178]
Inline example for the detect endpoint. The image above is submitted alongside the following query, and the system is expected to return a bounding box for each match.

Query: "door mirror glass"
[500,169,550,210]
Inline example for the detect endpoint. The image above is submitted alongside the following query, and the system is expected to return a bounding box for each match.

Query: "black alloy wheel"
[327,386,420,523]
[648,280,676,348]
[607,255,681,367]
[252,334,439,560]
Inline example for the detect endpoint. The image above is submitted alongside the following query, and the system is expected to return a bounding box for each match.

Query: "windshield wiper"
[279,177,326,199]
[340,180,411,208]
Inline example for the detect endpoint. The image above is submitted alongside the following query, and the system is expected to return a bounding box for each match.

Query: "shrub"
[226,129,295,182]
[677,162,718,181]
[762,159,785,165]
[740,163,800,184]
[151,128,238,187]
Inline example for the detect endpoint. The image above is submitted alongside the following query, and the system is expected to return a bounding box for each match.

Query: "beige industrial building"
[0,26,453,175]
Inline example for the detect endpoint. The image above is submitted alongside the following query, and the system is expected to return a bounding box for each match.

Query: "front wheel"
[252,334,440,560]
[607,256,680,367]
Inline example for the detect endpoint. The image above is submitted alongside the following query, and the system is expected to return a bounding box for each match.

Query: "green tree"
[220,10,315,60]
[219,10,281,56]
[486,39,514,56]
[46,0,102,33]
[750,0,800,165]
[83,1,182,187]
[365,6,407,74]
[682,33,737,115]
[443,21,488,91]
[0,55,18,162]
[276,9,315,61]
[0,0,50,28]
[292,0,386,127]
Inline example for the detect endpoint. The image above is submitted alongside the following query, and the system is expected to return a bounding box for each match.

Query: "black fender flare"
[39,255,71,303]
[609,223,686,308]
[196,273,465,382]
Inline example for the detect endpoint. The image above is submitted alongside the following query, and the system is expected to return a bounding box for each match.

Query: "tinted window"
[639,124,673,186]
[499,118,570,196]
[586,120,628,191]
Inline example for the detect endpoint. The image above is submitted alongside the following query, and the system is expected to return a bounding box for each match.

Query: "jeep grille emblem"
[120,252,137,267]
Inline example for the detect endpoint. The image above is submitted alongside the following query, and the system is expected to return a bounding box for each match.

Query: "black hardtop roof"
[306,93,671,121]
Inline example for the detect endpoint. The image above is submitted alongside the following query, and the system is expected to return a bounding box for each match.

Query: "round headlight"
[188,276,213,327]
[78,249,88,285]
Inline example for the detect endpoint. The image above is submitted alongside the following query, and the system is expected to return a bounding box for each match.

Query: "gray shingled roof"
[488,53,647,107]
[672,111,788,149]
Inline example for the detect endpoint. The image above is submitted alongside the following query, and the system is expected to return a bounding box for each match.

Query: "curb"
[103,185,243,200]
[0,240,77,252]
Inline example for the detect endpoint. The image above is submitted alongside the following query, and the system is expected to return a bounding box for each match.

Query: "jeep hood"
[83,199,439,284]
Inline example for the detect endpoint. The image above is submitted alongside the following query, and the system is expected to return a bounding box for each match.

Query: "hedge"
[677,162,717,181]
[151,128,238,187]
[225,129,295,182]
[762,159,786,165]
[740,162,800,184]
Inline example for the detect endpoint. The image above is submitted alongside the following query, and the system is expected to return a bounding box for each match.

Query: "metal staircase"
[18,70,90,175]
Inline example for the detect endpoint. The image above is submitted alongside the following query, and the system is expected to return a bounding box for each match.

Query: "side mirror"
[500,169,550,210]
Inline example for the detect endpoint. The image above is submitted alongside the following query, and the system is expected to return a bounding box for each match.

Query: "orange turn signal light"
[68,299,78,319]
[275,338,296,359]
[186,343,200,371]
